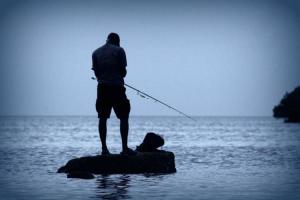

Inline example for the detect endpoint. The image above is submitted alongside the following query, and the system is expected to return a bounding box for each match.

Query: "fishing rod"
[91,77,195,121]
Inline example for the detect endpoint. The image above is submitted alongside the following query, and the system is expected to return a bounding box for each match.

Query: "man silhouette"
[92,33,136,155]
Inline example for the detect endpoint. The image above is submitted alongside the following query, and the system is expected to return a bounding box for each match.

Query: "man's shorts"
[96,84,130,119]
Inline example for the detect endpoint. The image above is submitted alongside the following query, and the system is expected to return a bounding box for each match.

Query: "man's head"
[106,32,120,46]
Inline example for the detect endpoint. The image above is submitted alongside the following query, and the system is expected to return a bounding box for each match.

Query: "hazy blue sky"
[0,0,299,116]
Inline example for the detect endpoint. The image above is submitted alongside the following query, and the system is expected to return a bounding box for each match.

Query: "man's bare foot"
[120,148,137,155]
[101,148,110,155]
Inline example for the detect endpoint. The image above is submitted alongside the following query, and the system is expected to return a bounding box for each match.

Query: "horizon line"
[0,114,273,118]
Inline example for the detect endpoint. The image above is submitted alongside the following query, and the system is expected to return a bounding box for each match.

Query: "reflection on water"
[94,174,168,200]
[95,175,130,200]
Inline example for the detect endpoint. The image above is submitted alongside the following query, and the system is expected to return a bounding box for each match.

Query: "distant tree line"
[273,86,300,122]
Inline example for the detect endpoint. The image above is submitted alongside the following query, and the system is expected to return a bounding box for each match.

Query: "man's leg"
[120,118,129,151]
[120,118,136,155]
[116,88,136,155]
[99,118,109,154]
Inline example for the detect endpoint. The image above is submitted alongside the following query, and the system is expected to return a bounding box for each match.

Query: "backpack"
[136,132,164,152]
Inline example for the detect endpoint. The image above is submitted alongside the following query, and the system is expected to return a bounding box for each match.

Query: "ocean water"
[0,116,300,200]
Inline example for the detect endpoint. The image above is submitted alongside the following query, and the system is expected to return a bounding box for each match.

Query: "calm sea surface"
[0,116,300,200]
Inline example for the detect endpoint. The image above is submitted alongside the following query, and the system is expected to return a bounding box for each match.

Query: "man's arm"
[121,67,127,78]
[92,52,100,78]
[119,48,127,77]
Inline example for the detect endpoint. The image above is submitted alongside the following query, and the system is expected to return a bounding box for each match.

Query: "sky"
[0,0,299,116]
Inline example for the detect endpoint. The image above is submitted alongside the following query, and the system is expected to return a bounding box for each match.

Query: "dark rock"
[58,150,176,174]
[67,171,95,179]
[273,86,300,123]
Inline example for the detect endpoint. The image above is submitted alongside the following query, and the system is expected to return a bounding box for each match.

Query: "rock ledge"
[58,150,176,175]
